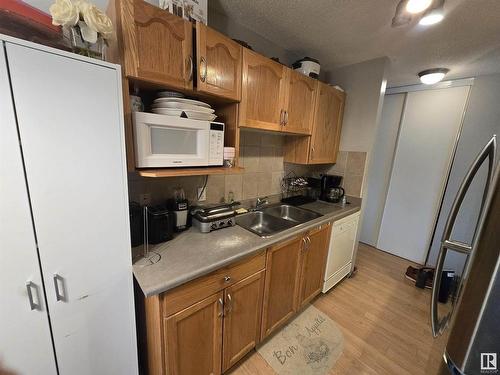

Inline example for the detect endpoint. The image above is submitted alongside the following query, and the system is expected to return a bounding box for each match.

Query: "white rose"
[49,0,79,27]
[80,2,114,40]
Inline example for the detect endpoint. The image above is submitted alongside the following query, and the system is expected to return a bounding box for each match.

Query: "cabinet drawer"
[162,251,266,316]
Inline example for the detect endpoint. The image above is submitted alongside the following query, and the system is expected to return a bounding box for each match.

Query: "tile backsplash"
[326,151,367,197]
[127,132,367,206]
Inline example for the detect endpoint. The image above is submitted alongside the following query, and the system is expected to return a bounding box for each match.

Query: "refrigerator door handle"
[431,135,497,337]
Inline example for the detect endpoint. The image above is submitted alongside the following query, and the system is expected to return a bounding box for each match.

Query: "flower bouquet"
[49,0,113,59]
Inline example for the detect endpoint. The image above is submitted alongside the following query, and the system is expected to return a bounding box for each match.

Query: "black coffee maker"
[320,174,345,203]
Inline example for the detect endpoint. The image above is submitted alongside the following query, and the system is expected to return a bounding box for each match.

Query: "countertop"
[133,197,362,297]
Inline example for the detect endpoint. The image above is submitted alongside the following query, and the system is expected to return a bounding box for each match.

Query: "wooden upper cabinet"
[196,23,242,101]
[284,83,345,164]
[298,224,331,307]
[309,83,345,164]
[222,271,265,372]
[119,0,193,89]
[165,291,223,375]
[261,236,302,340]
[239,48,287,132]
[283,69,318,135]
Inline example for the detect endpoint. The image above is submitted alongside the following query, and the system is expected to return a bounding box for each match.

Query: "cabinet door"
[309,84,345,164]
[283,70,318,135]
[298,224,331,307]
[261,237,302,340]
[196,22,242,101]
[124,0,193,89]
[6,43,137,375]
[239,48,287,132]
[222,271,265,372]
[0,42,57,375]
[165,292,223,375]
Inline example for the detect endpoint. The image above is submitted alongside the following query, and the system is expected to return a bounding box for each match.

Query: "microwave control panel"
[208,122,224,166]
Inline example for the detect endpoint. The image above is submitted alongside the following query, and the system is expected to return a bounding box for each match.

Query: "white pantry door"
[5,43,137,375]
[0,44,57,374]
[377,86,470,263]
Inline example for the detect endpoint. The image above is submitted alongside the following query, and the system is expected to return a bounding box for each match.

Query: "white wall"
[328,57,389,153]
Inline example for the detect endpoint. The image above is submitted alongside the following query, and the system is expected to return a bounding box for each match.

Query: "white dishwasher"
[323,211,360,292]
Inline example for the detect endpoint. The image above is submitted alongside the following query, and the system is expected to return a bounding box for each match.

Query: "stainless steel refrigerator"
[427,135,499,374]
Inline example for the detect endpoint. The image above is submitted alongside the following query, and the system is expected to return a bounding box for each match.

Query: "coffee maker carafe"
[320,174,345,203]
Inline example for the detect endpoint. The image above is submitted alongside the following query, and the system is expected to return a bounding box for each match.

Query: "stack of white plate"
[151,91,216,121]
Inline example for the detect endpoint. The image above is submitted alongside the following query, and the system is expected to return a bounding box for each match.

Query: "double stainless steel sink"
[236,204,322,237]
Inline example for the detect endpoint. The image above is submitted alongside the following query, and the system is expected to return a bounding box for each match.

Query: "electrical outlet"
[197,187,207,201]
[139,193,151,206]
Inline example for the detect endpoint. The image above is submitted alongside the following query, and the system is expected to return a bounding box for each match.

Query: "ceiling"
[210,0,500,87]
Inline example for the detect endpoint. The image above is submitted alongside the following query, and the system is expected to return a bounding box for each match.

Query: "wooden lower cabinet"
[260,236,302,340]
[298,224,331,307]
[222,271,265,371]
[165,292,223,375]
[141,224,334,374]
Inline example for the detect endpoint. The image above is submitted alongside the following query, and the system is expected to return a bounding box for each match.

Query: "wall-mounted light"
[418,68,449,84]
[406,0,432,14]
[419,0,445,25]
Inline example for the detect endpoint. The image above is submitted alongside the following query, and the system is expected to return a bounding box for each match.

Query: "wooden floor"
[229,243,444,375]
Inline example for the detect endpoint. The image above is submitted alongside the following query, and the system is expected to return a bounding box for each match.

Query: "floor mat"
[257,305,344,375]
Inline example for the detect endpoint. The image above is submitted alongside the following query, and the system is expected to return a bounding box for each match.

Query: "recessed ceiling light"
[419,9,444,25]
[418,68,450,84]
[419,0,445,25]
[406,0,432,14]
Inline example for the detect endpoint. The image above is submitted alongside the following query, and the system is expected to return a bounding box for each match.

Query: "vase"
[63,23,106,60]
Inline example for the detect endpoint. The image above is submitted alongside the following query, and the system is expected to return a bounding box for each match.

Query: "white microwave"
[133,112,224,168]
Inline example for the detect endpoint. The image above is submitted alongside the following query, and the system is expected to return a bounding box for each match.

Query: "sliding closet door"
[5,43,137,375]
[377,86,469,263]
[0,44,57,374]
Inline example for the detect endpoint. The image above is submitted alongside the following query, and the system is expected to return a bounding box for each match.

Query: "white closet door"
[0,44,57,374]
[5,43,137,375]
[378,86,469,263]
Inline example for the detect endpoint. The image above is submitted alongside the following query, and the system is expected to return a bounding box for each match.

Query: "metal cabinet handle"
[284,110,288,125]
[218,297,224,317]
[306,236,311,249]
[226,293,232,314]
[431,135,496,337]
[200,56,207,82]
[26,281,40,311]
[302,237,307,250]
[187,55,193,82]
[53,274,67,302]
[279,109,284,126]
[224,276,231,283]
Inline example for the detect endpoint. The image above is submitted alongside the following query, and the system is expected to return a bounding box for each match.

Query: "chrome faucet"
[253,196,269,210]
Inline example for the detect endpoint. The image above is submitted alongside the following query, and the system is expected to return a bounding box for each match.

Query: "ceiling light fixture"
[418,68,449,84]
[419,0,445,25]
[392,0,412,27]
[406,0,432,14]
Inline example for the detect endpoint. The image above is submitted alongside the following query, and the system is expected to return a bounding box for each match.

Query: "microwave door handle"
[430,135,497,337]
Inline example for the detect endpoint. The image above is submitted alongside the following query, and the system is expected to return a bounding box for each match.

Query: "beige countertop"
[133,197,361,297]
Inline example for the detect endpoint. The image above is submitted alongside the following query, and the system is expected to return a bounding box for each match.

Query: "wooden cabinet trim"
[239,48,287,132]
[260,236,302,340]
[162,250,266,316]
[297,224,331,307]
[196,22,242,101]
[165,291,223,375]
[222,270,265,371]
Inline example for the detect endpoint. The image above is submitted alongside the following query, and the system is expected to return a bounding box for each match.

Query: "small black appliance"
[320,174,345,203]
[146,204,174,244]
[129,202,144,247]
